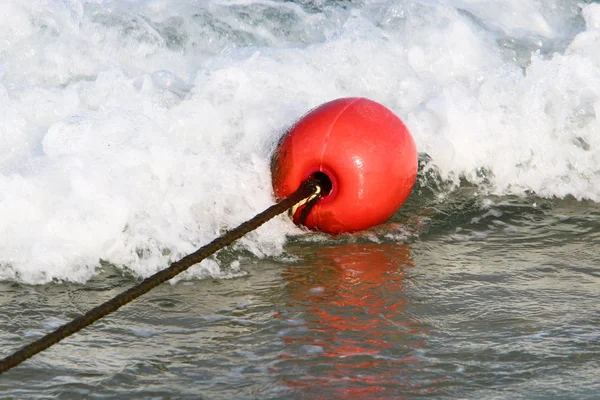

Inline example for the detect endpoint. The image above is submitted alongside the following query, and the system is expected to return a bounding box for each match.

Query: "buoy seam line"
[318,98,360,173]
[0,178,321,375]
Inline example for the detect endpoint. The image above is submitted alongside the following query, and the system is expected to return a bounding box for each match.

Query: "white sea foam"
[0,0,598,283]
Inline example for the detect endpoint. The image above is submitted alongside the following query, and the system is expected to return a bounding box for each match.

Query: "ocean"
[1,0,599,398]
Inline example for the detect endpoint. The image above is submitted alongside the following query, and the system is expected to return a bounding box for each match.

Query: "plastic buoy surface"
[271,97,418,234]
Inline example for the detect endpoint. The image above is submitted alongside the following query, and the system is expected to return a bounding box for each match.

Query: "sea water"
[0,0,599,398]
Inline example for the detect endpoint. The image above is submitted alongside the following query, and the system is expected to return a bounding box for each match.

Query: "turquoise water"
[1,0,600,398]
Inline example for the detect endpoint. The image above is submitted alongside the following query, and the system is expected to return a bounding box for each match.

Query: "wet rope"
[0,178,320,375]
[297,184,322,226]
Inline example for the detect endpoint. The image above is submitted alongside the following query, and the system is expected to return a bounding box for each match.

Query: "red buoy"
[271,97,418,234]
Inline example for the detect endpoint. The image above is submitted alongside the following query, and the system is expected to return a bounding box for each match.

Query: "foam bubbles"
[0,0,598,283]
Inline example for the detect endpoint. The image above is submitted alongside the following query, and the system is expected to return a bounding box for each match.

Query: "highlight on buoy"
[271,97,418,235]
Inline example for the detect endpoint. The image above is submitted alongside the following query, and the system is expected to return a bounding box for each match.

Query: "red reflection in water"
[276,243,434,399]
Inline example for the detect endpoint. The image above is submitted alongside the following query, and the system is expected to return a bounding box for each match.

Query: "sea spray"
[0,0,598,283]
